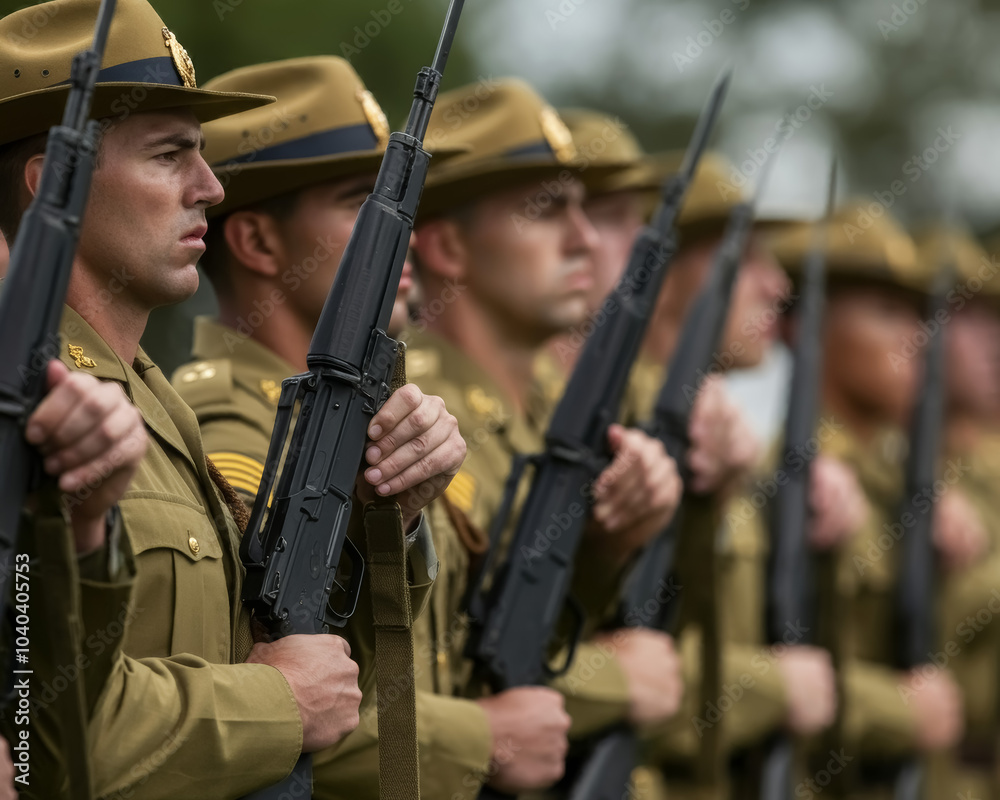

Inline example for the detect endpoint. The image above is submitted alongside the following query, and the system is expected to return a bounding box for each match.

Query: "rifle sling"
[365,499,420,800]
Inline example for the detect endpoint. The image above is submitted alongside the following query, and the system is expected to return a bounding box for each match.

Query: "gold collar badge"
[259,379,282,405]
[68,344,97,369]
[162,27,197,89]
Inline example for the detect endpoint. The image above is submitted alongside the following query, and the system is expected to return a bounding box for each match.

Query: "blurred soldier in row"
[172,57,560,799]
[914,226,1000,799]
[0,232,8,278]
[0,0,466,797]
[770,208,967,798]
[407,80,691,786]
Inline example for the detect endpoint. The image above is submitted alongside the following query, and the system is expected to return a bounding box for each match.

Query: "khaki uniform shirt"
[57,307,302,799]
[173,317,489,800]
[403,328,632,739]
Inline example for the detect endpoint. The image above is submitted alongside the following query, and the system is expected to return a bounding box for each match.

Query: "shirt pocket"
[119,492,231,662]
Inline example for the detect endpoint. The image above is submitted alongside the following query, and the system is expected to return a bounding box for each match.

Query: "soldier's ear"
[223,211,284,279]
[413,219,467,282]
[23,154,45,202]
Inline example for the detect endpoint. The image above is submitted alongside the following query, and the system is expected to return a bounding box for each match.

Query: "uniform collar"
[191,316,299,396]
[58,305,196,471]
[402,327,543,455]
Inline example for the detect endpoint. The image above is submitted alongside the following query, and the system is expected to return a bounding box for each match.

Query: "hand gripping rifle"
[759,160,836,800]
[463,69,729,800]
[0,2,116,797]
[565,133,774,800]
[889,243,951,800]
[238,3,465,798]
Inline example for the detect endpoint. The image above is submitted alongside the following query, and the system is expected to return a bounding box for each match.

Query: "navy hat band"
[503,140,555,160]
[58,56,183,87]
[216,122,380,167]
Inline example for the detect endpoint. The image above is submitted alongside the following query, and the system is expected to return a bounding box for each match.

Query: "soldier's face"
[946,300,1000,418]
[76,109,223,312]
[273,173,413,335]
[823,286,923,426]
[723,236,789,368]
[457,178,599,343]
[582,190,645,311]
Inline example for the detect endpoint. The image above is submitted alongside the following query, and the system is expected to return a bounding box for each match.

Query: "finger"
[364,416,453,486]
[26,371,95,446]
[367,394,444,460]
[368,384,423,440]
[371,440,463,497]
[59,426,146,494]
[43,401,138,475]
[32,377,124,457]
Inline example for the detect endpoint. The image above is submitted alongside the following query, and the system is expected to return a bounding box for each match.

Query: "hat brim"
[417,158,626,222]
[209,145,470,218]
[782,258,930,298]
[0,83,274,147]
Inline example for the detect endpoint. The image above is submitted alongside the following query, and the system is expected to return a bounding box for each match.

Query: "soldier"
[553,112,840,797]
[407,78,686,783]
[0,1,464,797]
[769,204,967,798]
[171,56,563,799]
[913,225,1000,799]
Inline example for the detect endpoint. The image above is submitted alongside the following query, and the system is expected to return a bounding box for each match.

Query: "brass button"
[188,537,201,555]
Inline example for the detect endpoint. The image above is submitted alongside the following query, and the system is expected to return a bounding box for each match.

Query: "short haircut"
[0,133,48,244]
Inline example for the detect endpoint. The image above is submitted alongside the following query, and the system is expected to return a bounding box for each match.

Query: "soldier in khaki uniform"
[769,205,968,798]
[0,2,464,797]
[407,78,689,790]
[171,57,561,799]
[553,111,839,798]
[912,225,1000,799]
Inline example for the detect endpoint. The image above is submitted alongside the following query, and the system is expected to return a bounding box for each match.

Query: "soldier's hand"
[776,646,836,735]
[903,668,964,751]
[809,455,869,550]
[934,489,988,571]
[475,687,570,793]
[687,377,760,495]
[25,360,147,555]
[594,628,684,726]
[247,634,362,752]
[0,738,17,800]
[362,384,466,530]
[589,425,681,560]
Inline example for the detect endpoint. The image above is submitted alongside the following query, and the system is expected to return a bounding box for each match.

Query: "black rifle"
[238,3,464,798]
[759,160,836,800]
[889,249,950,800]
[0,2,116,797]
[464,68,729,800]
[565,141,773,800]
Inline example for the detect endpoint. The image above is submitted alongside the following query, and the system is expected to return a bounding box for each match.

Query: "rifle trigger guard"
[325,537,365,628]
[545,593,586,680]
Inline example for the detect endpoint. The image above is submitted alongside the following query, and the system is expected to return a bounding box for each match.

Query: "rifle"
[238,3,465,798]
[463,68,729,800]
[759,160,836,800]
[0,2,117,797]
[888,243,950,800]
[565,139,775,800]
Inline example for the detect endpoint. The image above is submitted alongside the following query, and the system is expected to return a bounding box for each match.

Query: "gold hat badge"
[162,27,196,89]
[539,106,577,164]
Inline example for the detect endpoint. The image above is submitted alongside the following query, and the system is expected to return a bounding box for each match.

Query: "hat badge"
[357,89,390,150]
[539,106,577,164]
[162,27,196,89]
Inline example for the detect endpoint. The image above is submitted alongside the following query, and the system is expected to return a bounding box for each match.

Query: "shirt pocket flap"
[119,492,225,562]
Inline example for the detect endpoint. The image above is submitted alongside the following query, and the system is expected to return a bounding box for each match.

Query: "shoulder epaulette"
[172,359,235,412]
